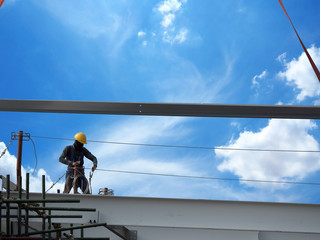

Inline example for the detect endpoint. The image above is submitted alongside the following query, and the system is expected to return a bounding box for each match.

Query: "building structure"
[2,190,320,240]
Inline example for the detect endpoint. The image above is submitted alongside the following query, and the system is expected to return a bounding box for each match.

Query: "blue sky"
[1,0,320,203]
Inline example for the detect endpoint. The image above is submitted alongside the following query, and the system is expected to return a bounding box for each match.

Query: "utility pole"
[16,131,23,189]
[11,131,30,189]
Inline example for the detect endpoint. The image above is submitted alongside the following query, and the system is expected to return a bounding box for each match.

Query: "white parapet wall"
[3,192,320,240]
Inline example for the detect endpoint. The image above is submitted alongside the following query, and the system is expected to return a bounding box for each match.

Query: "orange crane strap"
[278,0,320,83]
[0,0,5,8]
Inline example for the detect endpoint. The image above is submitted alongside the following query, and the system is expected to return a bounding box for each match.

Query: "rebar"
[25,173,29,236]
[6,174,10,235]
[18,176,22,236]
[0,191,2,233]
[7,215,83,218]
[1,206,96,212]
[24,223,107,236]
[16,131,23,188]
[70,223,73,235]
[1,174,113,239]
[42,175,45,240]
[2,199,80,203]
[48,209,52,240]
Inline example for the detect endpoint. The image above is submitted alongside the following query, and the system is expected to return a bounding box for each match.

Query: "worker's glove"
[72,161,79,167]
[92,165,97,172]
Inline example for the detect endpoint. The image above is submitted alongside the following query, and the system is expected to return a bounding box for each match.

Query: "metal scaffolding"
[0,173,137,240]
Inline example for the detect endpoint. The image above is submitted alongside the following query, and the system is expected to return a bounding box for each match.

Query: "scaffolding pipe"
[23,223,107,236]
[6,174,10,235]
[0,200,1,234]
[1,206,96,212]
[1,237,42,240]
[16,131,23,189]
[48,209,52,240]
[1,174,116,238]
[42,175,45,240]
[2,199,80,204]
[80,224,84,238]
[17,176,22,236]
[7,215,83,218]
[25,173,29,236]
[70,223,73,236]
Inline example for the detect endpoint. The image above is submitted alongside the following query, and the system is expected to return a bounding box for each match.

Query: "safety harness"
[68,146,90,194]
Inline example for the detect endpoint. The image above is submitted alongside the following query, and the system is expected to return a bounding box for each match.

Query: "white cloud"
[87,116,205,197]
[36,1,136,55]
[156,0,188,44]
[230,121,241,130]
[277,46,320,101]
[0,142,64,193]
[252,70,267,86]
[157,0,185,14]
[277,52,287,64]
[161,13,175,28]
[153,53,234,103]
[163,28,188,44]
[91,117,187,160]
[216,119,320,189]
[138,31,146,37]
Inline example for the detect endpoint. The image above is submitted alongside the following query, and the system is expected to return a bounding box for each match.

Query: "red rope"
[278,0,320,83]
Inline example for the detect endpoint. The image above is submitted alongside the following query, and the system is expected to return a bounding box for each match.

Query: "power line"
[31,135,320,153]
[31,135,320,186]
[47,167,320,187]
[29,137,38,175]
[94,168,320,186]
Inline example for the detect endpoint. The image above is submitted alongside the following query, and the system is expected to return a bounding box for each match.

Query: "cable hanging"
[30,135,320,187]
[30,137,38,175]
[31,135,320,153]
[93,168,320,186]
[0,138,13,159]
[46,167,320,190]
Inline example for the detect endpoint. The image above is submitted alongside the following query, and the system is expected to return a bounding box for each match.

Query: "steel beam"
[1,99,320,119]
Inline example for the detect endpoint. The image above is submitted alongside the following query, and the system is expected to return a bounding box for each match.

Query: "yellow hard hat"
[74,132,87,144]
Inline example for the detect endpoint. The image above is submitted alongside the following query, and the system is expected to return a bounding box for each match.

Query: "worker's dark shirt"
[59,145,97,167]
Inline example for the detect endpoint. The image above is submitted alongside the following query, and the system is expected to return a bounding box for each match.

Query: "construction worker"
[59,132,97,194]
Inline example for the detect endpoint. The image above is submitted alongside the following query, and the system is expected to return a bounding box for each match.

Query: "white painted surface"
[3,193,320,239]
[259,231,320,240]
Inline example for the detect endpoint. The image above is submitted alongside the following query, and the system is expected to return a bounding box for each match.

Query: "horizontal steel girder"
[0,99,320,119]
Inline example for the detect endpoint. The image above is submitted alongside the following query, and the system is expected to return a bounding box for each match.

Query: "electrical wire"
[31,135,320,187]
[30,135,320,153]
[46,171,67,193]
[94,168,320,186]
[0,138,13,159]
[29,137,38,175]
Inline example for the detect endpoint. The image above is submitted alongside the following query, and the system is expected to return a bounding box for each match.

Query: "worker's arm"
[83,148,97,171]
[59,146,72,165]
